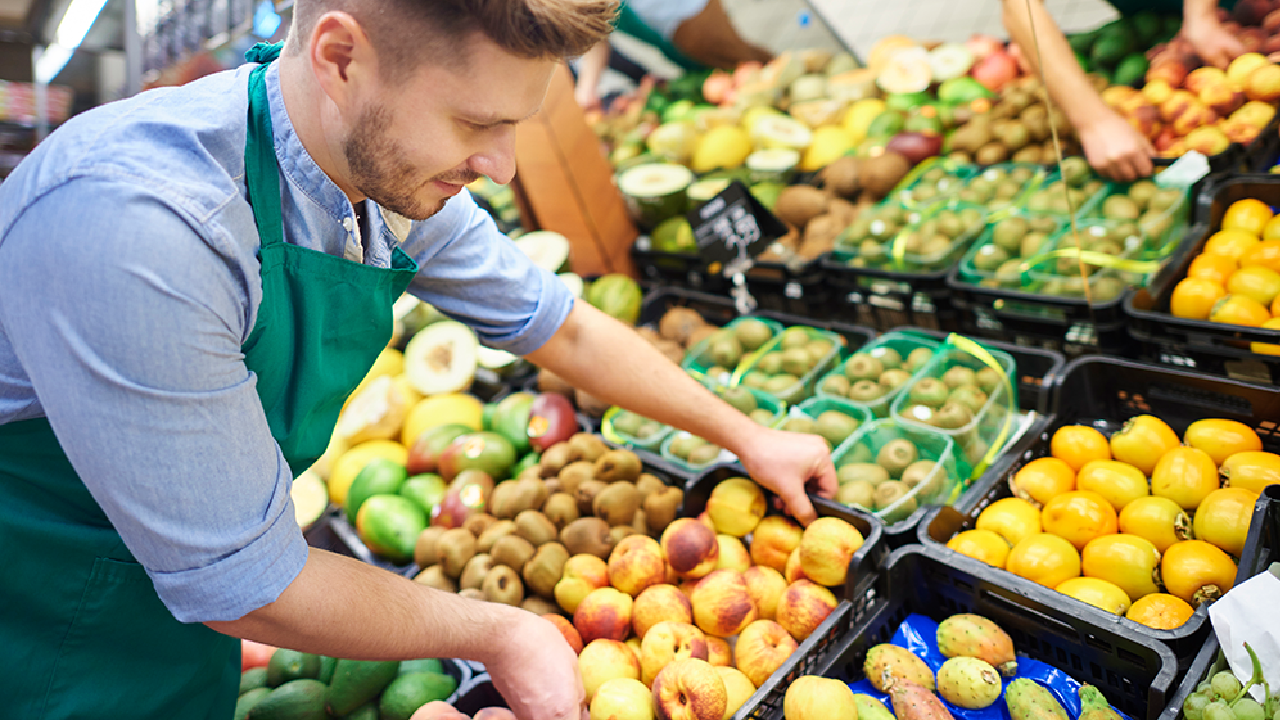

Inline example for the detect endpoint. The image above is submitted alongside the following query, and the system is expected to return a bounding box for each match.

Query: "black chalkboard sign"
[688,180,787,264]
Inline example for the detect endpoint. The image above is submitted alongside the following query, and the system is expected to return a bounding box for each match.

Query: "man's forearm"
[1184,0,1220,27]
[1002,0,1112,129]
[525,302,761,457]
[206,548,517,663]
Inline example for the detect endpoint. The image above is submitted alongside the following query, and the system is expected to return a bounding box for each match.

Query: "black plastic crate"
[631,238,729,295]
[743,258,833,320]
[822,255,961,333]
[1156,483,1280,720]
[802,544,1180,720]
[1128,176,1280,384]
[920,356,1280,668]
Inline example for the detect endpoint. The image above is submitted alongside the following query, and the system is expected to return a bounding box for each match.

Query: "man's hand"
[734,425,838,526]
[482,608,588,720]
[1079,111,1155,181]
[1183,20,1246,69]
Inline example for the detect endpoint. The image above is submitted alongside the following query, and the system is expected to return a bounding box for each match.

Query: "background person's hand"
[1183,20,1246,69]
[735,425,838,526]
[1079,111,1155,182]
[483,609,587,720]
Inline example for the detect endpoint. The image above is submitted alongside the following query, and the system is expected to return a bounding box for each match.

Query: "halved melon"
[877,46,932,94]
[617,163,695,230]
[292,470,329,530]
[403,320,479,396]
[928,43,975,82]
[558,273,585,299]
[514,231,571,274]
[750,115,813,151]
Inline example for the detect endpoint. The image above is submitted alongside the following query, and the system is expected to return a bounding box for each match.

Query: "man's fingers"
[812,455,839,499]
[784,489,818,527]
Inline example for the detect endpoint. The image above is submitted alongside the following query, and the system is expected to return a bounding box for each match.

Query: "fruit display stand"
[1156,483,1279,720]
[918,356,1280,672]
[1127,175,1280,384]
[800,543,1179,720]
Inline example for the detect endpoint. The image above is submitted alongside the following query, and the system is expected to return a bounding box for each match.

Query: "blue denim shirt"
[0,62,573,622]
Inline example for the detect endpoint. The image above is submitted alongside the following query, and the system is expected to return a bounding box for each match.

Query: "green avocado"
[1091,24,1135,66]
[937,77,994,105]
[885,92,932,114]
[1112,54,1149,88]
[866,110,906,138]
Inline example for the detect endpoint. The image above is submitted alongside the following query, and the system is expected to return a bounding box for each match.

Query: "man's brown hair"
[287,0,617,82]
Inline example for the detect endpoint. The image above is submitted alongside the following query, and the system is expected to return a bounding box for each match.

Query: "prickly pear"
[937,656,1003,709]
[1005,678,1070,720]
[865,643,937,692]
[853,693,898,720]
[936,613,1018,676]
[1078,684,1123,720]
[889,680,956,720]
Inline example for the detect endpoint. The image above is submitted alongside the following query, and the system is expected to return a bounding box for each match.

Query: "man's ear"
[308,11,377,112]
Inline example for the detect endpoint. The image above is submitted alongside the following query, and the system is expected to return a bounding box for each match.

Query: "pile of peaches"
[546,476,866,720]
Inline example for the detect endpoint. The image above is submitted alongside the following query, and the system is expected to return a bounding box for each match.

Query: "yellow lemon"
[401,392,484,447]
[692,125,752,174]
[328,440,408,506]
[843,99,887,144]
[800,126,855,172]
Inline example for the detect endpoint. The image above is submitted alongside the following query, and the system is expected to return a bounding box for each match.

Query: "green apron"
[0,42,418,719]
[614,2,707,73]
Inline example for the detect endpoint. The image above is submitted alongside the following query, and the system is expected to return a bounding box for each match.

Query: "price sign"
[687,180,787,264]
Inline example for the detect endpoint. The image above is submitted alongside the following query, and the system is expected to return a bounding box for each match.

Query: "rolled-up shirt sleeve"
[0,178,308,623]
[400,191,574,357]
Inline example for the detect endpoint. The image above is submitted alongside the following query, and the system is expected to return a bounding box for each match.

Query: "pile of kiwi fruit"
[411,435,684,612]
[893,164,972,207]
[968,213,1064,288]
[617,384,780,464]
[841,203,986,270]
[776,407,864,450]
[818,343,935,412]
[896,362,1006,465]
[833,431,948,523]
[943,76,1085,167]
[954,164,1042,213]
[689,317,777,379]
[737,326,842,403]
[1022,157,1105,215]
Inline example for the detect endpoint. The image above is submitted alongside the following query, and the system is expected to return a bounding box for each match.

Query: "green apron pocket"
[41,557,239,720]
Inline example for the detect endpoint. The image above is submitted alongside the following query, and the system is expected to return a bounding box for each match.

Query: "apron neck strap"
[244,42,286,251]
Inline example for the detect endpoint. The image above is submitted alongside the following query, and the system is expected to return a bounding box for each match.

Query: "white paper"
[1208,570,1280,702]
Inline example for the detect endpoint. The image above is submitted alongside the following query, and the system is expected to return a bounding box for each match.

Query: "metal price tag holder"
[689,180,789,316]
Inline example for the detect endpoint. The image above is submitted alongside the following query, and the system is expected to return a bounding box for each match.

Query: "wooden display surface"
[513,63,638,278]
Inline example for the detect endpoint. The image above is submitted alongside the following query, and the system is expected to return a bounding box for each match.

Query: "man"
[1004,0,1243,180]
[0,1,835,718]
[574,0,773,109]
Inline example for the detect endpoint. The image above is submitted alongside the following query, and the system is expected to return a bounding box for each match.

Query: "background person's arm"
[1183,0,1245,68]
[1001,0,1153,179]
[574,40,611,110]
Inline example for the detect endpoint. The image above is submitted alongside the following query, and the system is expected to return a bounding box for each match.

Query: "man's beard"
[343,104,480,221]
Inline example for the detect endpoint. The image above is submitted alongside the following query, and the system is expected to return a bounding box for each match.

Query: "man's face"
[342,33,555,220]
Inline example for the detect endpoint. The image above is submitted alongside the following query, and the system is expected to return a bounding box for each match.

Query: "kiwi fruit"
[975,143,1009,166]
[932,402,975,430]
[908,378,950,408]
[610,526,636,545]
[814,411,859,448]
[755,353,783,375]
[848,379,884,403]
[463,512,499,538]
[836,480,875,509]
[414,527,446,570]
[593,483,642,527]
[490,478,546,519]
[568,433,610,463]
[596,450,642,484]
[821,374,851,397]
[1103,195,1140,221]
[575,479,608,517]
[522,542,570,598]
[780,348,813,376]
[459,554,493,591]
[660,307,705,344]
[542,493,579,531]
[557,460,595,497]
[719,386,759,415]
[905,348,933,373]
[733,318,774,352]
[521,596,560,615]
[437,528,477,578]
[876,439,918,477]
[902,460,943,501]
[783,416,816,435]
[976,367,1002,394]
[873,481,918,522]
[514,509,559,547]
[837,462,890,487]
[669,434,704,460]
[482,565,524,606]
[707,334,743,369]
[941,366,978,389]
[843,355,883,382]
[635,473,666,497]
[750,408,775,425]
[491,534,536,572]
[688,444,724,466]
[948,385,989,414]
[458,588,486,601]
[538,443,577,478]
[972,243,1010,273]
[560,516,615,559]
[414,565,457,593]
[643,485,683,534]
[476,520,517,554]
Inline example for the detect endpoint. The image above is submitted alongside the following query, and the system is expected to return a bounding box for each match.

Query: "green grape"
[1212,673,1244,701]
[1199,681,1214,695]
[1234,698,1265,720]
[1186,692,1213,720]
[1205,699,1237,720]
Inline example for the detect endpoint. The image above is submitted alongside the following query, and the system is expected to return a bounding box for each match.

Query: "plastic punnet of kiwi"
[661,430,730,469]
[831,420,957,522]
[604,407,672,448]
[735,325,845,405]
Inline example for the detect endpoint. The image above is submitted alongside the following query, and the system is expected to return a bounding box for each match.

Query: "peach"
[743,565,789,621]
[580,638,642,703]
[1126,106,1163,141]
[1159,90,1198,123]
[543,613,584,654]
[1148,59,1191,88]
[689,569,758,638]
[783,676,858,720]
[640,620,710,686]
[1154,127,1178,152]
[797,517,865,588]
[575,586,635,644]
[716,667,756,720]
[776,580,838,641]
[627,637,643,664]
[784,547,808,584]
[651,658,727,720]
[1174,106,1219,137]
[705,477,767,537]
[1237,100,1277,126]
[591,678,654,720]
[1200,82,1246,117]
[633,584,694,640]
[1246,63,1280,102]
[411,701,470,720]
[1185,126,1232,156]
[556,554,611,614]
[1140,80,1174,106]
[715,535,752,573]
[1186,67,1228,95]
[1102,85,1138,108]
[734,619,800,687]
[661,518,720,579]
[748,515,803,572]
[1161,139,1189,158]
[610,535,668,597]
[1223,120,1262,144]
[1227,52,1270,89]
[706,636,732,667]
